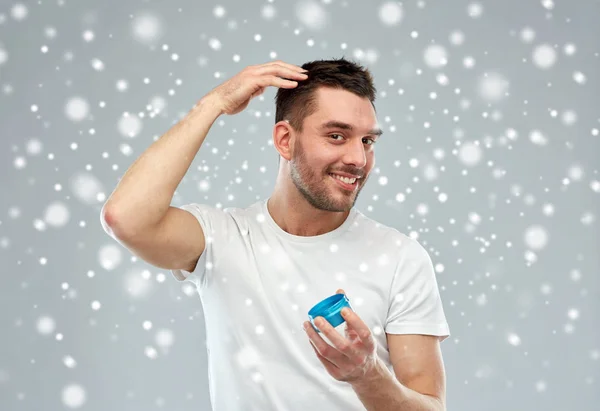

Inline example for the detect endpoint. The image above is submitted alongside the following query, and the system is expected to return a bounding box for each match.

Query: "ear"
[273,120,294,162]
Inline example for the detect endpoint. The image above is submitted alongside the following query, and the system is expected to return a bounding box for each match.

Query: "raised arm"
[100,61,309,272]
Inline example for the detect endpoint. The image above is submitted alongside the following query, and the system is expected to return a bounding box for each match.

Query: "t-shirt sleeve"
[170,203,228,288]
[385,236,451,342]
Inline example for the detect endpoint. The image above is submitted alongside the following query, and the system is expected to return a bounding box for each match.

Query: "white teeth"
[330,174,356,184]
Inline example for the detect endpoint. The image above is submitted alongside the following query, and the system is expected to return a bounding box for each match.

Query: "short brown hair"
[275,57,377,133]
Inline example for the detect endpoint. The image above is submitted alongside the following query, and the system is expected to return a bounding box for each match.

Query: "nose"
[342,139,368,168]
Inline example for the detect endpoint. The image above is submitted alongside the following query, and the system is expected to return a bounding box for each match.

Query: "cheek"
[365,153,376,171]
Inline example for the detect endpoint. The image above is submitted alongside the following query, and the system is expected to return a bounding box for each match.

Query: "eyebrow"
[319,120,383,137]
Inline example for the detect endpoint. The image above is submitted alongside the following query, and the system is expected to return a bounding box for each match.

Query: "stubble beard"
[289,143,365,213]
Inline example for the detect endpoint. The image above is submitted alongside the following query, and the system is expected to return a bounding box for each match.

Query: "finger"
[304,320,347,364]
[261,60,308,73]
[304,320,335,352]
[263,76,300,89]
[334,291,355,339]
[308,339,338,370]
[312,317,357,360]
[308,340,342,379]
[254,74,297,90]
[344,324,360,342]
[341,308,376,351]
[257,64,308,81]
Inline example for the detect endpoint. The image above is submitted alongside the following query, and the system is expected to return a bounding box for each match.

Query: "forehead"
[308,87,379,131]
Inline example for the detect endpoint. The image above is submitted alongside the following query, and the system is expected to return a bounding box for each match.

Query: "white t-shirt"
[171,198,450,411]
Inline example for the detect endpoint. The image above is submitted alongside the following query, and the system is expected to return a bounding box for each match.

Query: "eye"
[363,137,377,145]
[329,134,377,145]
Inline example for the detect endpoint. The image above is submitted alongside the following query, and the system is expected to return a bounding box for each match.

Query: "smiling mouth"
[329,173,358,190]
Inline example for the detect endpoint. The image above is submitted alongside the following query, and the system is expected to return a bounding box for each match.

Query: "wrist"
[195,94,224,118]
[351,358,388,391]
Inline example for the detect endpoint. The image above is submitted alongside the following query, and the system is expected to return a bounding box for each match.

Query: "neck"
[267,186,351,237]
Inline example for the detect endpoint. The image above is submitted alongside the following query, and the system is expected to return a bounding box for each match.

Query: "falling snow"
[1,1,598,410]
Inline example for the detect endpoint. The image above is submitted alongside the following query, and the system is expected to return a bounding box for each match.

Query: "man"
[101,58,450,411]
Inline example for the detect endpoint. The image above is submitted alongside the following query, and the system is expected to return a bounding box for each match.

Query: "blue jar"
[308,293,353,333]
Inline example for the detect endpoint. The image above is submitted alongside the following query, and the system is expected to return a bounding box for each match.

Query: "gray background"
[1,0,599,410]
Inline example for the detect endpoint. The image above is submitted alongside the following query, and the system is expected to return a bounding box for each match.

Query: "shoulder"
[177,201,260,237]
[352,209,410,245]
[182,200,260,219]
[353,209,431,261]
[221,200,266,233]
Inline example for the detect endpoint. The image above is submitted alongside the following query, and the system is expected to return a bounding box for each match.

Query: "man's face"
[288,87,381,212]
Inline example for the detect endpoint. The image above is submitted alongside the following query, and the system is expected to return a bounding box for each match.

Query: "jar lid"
[308,293,352,333]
